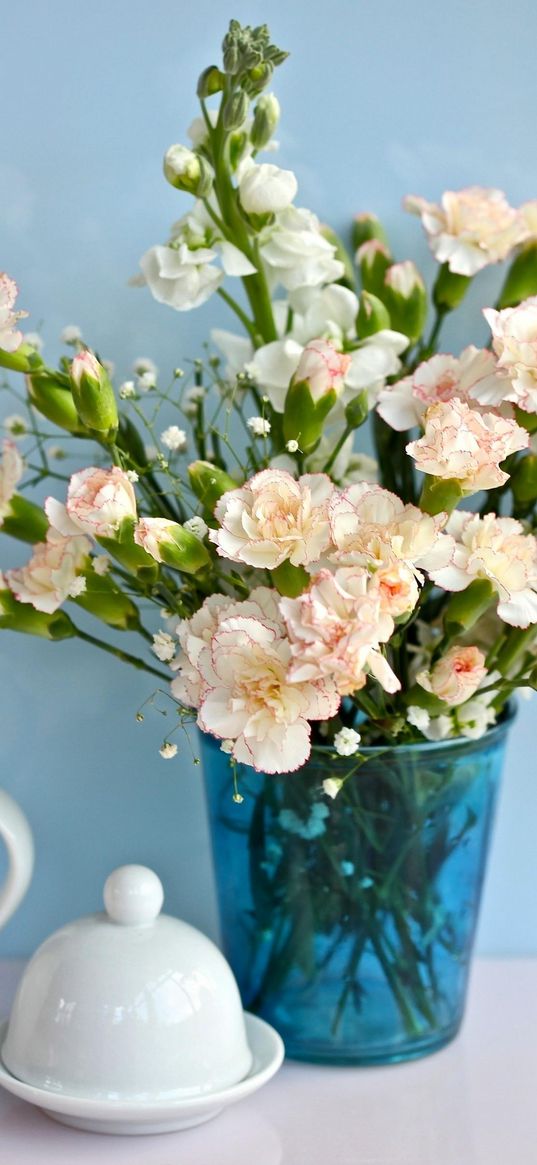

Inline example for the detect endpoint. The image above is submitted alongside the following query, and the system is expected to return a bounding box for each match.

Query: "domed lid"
[1,865,252,1102]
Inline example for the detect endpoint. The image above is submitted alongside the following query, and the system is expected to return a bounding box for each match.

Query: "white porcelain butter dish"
[0,865,284,1134]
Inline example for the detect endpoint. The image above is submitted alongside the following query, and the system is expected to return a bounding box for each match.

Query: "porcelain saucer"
[0,1014,284,1136]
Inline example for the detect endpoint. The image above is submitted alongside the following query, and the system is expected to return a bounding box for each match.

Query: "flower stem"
[217,288,257,341]
[72,625,169,682]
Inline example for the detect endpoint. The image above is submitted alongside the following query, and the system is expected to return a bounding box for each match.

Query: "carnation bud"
[382,261,427,342]
[433,263,471,310]
[283,340,350,453]
[70,351,118,441]
[357,240,391,296]
[222,89,249,131]
[419,475,464,516]
[356,290,391,338]
[188,460,239,512]
[134,517,211,574]
[497,243,537,309]
[163,144,213,198]
[352,212,389,252]
[250,93,280,149]
[345,390,369,430]
[26,369,85,434]
[1,495,49,544]
[196,65,225,99]
[0,342,39,374]
[0,585,75,640]
[97,517,159,582]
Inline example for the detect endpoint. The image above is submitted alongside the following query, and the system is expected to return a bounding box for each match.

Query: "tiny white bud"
[247,416,271,437]
[159,741,178,759]
[126,470,139,483]
[119,380,136,399]
[286,439,299,453]
[322,777,343,800]
[161,425,188,453]
[61,324,83,345]
[3,414,28,437]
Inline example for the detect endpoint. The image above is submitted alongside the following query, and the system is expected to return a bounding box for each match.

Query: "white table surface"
[0,957,535,1164]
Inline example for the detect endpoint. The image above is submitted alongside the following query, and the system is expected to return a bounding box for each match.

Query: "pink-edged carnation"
[173,587,338,773]
[280,567,400,696]
[416,645,487,707]
[328,481,454,613]
[429,510,537,628]
[404,187,525,276]
[377,347,510,432]
[484,299,537,413]
[45,466,137,540]
[5,528,90,614]
[70,350,102,386]
[406,399,528,492]
[0,274,28,353]
[292,338,351,402]
[0,440,24,525]
[209,468,334,570]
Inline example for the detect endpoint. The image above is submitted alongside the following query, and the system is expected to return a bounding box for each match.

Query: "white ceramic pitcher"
[0,790,33,929]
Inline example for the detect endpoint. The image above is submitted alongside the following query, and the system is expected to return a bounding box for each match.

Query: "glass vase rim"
[314,698,517,759]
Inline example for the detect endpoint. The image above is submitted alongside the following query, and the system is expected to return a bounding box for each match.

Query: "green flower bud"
[222,23,240,74]
[250,93,280,149]
[433,263,471,310]
[283,379,337,453]
[27,369,85,434]
[70,351,118,441]
[244,61,274,94]
[0,586,75,640]
[345,390,369,430]
[72,570,141,631]
[163,144,213,198]
[222,89,249,131]
[383,261,427,342]
[357,239,391,297]
[419,475,464,516]
[188,460,239,512]
[356,291,391,338]
[352,212,389,252]
[497,242,537,309]
[0,342,41,374]
[96,517,159,581]
[196,65,225,99]
[271,560,309,598]
[1,495,48,544]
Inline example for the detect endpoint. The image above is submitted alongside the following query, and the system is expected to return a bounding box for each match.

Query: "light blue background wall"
[1,0,537,957]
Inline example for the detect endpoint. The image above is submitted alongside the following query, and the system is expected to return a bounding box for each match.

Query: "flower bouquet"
[2,19,537,1062]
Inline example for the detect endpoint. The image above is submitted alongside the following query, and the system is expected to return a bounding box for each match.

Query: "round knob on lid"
[103,865,164,925]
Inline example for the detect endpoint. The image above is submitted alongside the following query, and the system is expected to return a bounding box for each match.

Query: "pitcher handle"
[0,790,34,929]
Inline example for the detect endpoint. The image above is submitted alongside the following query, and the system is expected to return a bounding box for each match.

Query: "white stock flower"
[161,425,188,452]
[45,466,137,540]
[259,206,344,291]
[334,727,362,756]
[6,528,90,614]
[407,706,431,732]
[140,243,223,312]
[378,347,510,432]
[289,285,359,345]
[247,416,271,436]
[404,187,526,276]
[0,440,24,525]
[0,274,28,353]
[245,338,303,411]
[280,567,400,696]
[239,163,297,215]
[456,694,496,739]
[210,469,334,570]
[344,331,409,402]
[484,299,537,413]
[406,399,528,492]
[429,510,537,628]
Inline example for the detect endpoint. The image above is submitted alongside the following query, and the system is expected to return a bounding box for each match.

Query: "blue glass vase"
[201,708,514,1065]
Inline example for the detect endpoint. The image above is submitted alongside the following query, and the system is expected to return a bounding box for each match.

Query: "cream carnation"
[280,567,400,696]
[328,482,454,612]
[378,347,510,432]
[406,399,528,492]
[404,187,525,276]
[45,466,137,540]
[484,299,537,413]
[0,440,24,526]
[429,510,537,628]
[0,273,28,353]
[6,528,90,614]
[175,588,338,773]
[416,645,487,707]
[209,469,334,570]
